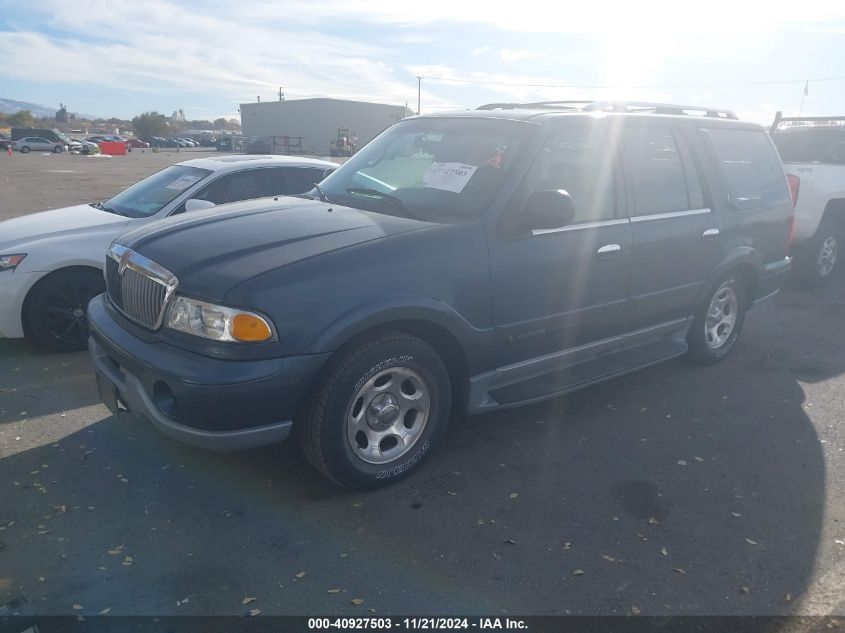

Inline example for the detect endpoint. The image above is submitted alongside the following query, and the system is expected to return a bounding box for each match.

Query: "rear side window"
[772,126,845,164]
[704,128,788,211]
[623,125,702,215]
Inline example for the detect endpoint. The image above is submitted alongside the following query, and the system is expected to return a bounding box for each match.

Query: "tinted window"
[195,170,275,205]
[285,167,329,194]
[514,122,616,224]
[772,126,845,164]
[624,126,692,215]
[705,128,789,210]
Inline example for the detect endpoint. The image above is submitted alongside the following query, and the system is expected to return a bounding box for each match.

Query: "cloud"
[499,48,543,63]
[471,46,490,56]
[0,0,441,116]
[406,64,674,104]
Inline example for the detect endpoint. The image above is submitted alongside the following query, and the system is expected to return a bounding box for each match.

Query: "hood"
[117,197,434,301]
[0,204,130,251]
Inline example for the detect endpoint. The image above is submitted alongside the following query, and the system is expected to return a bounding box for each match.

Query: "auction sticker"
[422,162,478,193]
[165,174,203,191]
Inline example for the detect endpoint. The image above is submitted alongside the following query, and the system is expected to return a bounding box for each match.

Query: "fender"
[305,296,496,375]
[697,245,761,305]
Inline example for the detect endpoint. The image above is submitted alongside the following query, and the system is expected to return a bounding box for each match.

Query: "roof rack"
[476,100,738,120]
[770,110,845,133]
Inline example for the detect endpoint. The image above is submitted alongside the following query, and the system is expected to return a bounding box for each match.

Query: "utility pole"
[279,86,284,101]
[417,76,421,115]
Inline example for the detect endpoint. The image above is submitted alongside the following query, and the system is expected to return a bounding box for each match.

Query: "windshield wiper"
[90,201,127,217]
[345,187,419,219]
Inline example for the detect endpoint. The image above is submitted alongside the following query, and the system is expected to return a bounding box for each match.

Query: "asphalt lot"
[0,151,843,618]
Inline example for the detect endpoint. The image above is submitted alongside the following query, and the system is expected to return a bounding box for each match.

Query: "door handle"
[702,228,720,239]
[596,243,622,257]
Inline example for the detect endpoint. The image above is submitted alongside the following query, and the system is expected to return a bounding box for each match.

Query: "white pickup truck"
[770,113,845,286]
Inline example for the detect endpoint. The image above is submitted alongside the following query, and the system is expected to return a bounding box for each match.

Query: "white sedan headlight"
[165,295,276,343]
[0,254,26,272]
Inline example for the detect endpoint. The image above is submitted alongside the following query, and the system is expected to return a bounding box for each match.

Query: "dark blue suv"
[88,101,793,488]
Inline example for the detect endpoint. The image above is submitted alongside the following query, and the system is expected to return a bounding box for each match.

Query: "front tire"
[53,145,63,153]
[298,331,451,489]
[797,222,840,288]
[686,274,747,365]
[23,269,105,352]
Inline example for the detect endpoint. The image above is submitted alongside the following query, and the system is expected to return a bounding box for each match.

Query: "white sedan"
[13,137,67,153]
[0,154,336,351]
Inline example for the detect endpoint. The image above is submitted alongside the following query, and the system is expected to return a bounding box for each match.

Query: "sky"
[1,0,845,124]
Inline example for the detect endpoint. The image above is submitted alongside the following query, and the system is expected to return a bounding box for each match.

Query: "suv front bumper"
[87,295,329,451]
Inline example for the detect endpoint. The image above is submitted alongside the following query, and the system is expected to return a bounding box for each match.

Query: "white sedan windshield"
[103,165,212,218]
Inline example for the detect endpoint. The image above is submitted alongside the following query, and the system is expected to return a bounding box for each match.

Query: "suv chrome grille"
[105,244,178,330]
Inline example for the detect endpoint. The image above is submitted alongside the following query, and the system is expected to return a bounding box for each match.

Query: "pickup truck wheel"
[23,269,105,352]
[298,331,451,489]
[799,223,840,287]
[686,275,747,365]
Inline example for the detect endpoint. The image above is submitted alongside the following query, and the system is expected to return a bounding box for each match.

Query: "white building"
[239,98,413,155]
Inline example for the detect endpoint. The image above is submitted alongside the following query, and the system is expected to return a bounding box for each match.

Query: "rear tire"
[20,146,31,154]
[298,331,451,489]
[797,222,840,288]
[23,269,105,352]
[686,274,747,365]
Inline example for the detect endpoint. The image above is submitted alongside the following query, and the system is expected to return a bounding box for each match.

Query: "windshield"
[103,165,212,218]
[318,117,534,220]
[772,125,845,164]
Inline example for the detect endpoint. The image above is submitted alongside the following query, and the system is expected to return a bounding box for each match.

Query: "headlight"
[0,254,26,272]
[165,295,275,343]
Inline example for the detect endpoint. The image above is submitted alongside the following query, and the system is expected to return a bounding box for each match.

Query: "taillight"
[787,174,800,207]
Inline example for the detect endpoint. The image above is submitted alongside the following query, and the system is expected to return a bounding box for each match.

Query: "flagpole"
[800,80,808,115]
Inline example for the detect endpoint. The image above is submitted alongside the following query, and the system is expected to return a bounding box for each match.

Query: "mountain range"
[0,97,101,120]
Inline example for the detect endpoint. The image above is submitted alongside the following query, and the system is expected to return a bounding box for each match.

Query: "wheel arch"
[21,265,105,337]
[699,247,760,307]
[304,302,487,415]
[820,198,845,232]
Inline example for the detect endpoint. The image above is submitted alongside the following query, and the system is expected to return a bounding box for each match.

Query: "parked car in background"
[0,155,336,351]
[126,138,150,149]
[12,137,66,153]
[0,134,12,150]
[71,138,101,155]
[770,112,845,286]
[87,101,793,488]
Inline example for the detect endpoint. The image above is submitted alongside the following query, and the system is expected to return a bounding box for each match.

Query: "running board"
[487,336,687,408]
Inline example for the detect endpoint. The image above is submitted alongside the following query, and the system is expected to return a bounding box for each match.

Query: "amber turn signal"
[231,313,273,342]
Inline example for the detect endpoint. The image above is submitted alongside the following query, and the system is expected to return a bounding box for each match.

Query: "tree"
[131,111,169,142]
[6,110,36,128]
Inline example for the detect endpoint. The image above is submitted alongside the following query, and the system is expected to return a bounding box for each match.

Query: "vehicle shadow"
[0,341,99,426]
[0,279,841,619]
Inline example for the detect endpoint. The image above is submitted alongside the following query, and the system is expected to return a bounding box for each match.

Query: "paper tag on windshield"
[422,162,478,193]
[165,174,203,191]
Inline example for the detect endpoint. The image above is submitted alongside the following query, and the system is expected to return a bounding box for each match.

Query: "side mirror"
[525,189,576,231]
[184,199,216,213]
